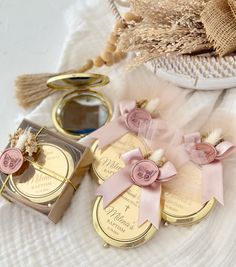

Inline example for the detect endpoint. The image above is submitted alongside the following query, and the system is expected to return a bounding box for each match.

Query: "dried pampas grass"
[118,0,213,67]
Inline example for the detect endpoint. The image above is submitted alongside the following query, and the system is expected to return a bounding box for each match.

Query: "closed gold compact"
[160,129,227,226]
[91,133,158,248]
[161,162,215,226]
[93,189,157,248]
[48,73,112,139]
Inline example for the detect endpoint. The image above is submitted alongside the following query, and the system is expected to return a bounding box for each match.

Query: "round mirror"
[52,91,112,139]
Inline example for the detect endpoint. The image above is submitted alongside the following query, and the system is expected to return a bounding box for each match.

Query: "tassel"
[15,60,94,109]
[16,72,59,109]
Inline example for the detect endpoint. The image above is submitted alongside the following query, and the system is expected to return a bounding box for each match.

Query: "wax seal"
[0,148,24,175]
[191,143,217,165]
[131,159,159,186]
[126,108,152,133]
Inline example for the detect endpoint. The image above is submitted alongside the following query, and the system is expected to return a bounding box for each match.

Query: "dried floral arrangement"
[117,0,236,67]
[15,0,236,109]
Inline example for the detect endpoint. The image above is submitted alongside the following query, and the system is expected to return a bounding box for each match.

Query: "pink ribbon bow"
[89,100,166,148]
[97,148,177,229]
[183,132,236,205]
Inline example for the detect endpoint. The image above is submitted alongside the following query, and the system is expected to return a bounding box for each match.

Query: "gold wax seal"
[9,143,74,203]
[93,186,156,248]
[161,162,215,225]
[91,133,150,184]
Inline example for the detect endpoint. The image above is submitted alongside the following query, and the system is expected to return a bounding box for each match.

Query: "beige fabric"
[228,0,236,19]
[201,0,236,56]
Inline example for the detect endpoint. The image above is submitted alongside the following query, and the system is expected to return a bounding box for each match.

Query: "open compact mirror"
[48,73,112,139]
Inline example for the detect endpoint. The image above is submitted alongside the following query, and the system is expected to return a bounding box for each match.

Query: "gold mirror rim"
[161,198,215,226]
[47,73,110,90]
[52,90,113,140]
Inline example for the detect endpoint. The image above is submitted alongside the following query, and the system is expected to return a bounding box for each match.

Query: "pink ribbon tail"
[89,116,128,148]
[96,165,133,207]
[139,184,162,229]
[216,141,236,160]
[202,161,224,205]
[202,140,235,205]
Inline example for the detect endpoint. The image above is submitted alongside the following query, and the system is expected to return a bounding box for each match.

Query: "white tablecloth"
[1,0,236,266]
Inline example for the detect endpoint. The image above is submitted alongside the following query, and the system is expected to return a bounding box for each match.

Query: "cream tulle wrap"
[1,0,236,266]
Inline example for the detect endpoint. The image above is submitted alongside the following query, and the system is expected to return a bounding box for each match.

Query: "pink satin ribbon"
[183,132,236,205]
[97,148,177,229]
[89,100,166,148]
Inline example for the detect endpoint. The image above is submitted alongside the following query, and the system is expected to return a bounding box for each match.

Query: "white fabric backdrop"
[1,0,236,266]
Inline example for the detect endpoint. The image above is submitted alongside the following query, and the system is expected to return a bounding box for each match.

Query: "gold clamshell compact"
[48,73,112,139]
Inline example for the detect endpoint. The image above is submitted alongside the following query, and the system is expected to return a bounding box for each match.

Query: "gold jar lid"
[90,132,150,184]
[161,162,215,225]
[9,143,74,204]
[49,73,112,140]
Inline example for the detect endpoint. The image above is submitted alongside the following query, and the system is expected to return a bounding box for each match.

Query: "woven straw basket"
[108,0,236,90]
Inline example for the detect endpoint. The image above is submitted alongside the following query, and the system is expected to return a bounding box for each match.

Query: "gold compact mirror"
[91,135,215,228]
[48,73,112,139]
[91,133,157,248]
[93,192,157,248]
[161,162,215,226]
[9,143,75,204]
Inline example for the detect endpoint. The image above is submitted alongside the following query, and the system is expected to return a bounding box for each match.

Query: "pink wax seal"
[125,108,152,133]
[131,159,159,186]
[191,143,217,165]
[0,148,24,175]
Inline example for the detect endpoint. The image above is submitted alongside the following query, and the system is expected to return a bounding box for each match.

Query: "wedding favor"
[48,73,112,139]
[93,148,177,248]
[0,119,92,223]
[89,98,163,149]
[161,129,235,226]
[92,128,235,248]
[90,98,164,184]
